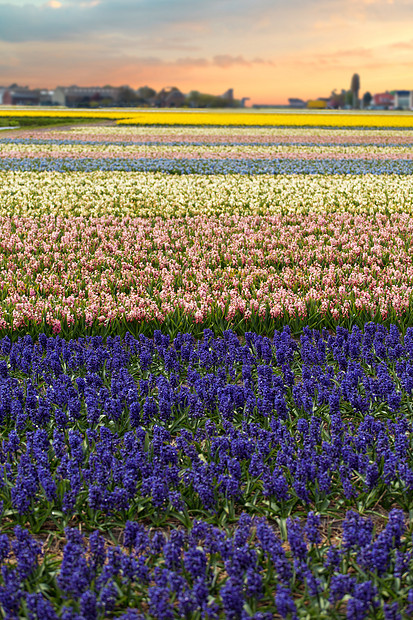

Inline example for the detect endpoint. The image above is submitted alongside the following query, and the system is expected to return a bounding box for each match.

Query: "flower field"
[2,108,413,128]
[1,113,413,618]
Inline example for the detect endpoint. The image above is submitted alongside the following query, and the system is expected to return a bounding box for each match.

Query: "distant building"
[53,86,120,107]
[39,89,55,105]
[3,88,40,105]
[288,98,306,108]
[372,92,395,108]
[153,87,185,108]
[0,87,6,105]
[392,90,413,110]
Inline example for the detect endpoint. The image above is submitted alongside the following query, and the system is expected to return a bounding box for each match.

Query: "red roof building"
[372,92,394,107]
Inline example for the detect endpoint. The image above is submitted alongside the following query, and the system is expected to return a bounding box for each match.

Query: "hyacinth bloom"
[0,508,412,617]
[2,155,413,174]
[2,139,413,161]
[1,171,413,219]
[5,124,413,145]
[0,212,412,337]
[0,325,413,523]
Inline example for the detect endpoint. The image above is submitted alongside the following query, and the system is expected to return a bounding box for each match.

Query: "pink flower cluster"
[2,148,412,161]
[0,213,412,333]
[9,126,413,146]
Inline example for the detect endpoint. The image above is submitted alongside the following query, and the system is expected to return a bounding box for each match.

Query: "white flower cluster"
[0,171,412,218]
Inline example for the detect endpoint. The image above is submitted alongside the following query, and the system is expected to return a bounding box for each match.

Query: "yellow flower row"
[116,111,413,128]
[0,109,126,119]
[1,108,413,127]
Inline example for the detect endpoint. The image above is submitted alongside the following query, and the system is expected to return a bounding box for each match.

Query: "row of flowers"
[1,325,413,616]
[9,124,413,145]
[3,141,413,159]
[116,111,413,128]
[2,157,413,174]
[2,108,413,127]
[1,171,412,218]
[2,325,413,521]
[0,213,412,336]
[1,511,412,619]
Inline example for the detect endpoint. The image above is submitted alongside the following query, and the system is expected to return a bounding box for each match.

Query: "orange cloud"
[389,39,413,50]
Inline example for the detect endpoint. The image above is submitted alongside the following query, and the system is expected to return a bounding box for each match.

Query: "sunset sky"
[1,0,413,105]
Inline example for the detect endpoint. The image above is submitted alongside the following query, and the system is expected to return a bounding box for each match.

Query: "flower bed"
[2,115,413,618]
[0,213,413,337]
[1,325,413,617]
[1,171,413,218]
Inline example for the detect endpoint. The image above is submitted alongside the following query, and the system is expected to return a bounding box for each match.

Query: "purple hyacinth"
[221,577,244,619]
[275,585,298,620]
[12,526,42,581]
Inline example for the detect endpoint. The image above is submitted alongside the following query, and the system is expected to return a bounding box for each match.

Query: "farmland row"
[1,325,413,617]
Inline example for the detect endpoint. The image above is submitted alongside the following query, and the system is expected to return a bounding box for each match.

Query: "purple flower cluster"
[1,324,413,616]
[0,510,412,618]
[1,325,413,523]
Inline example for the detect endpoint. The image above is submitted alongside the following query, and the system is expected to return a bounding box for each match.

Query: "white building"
[53,86,120,107]
[393,90,413,110]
